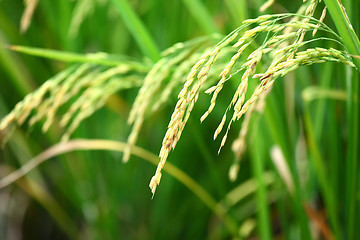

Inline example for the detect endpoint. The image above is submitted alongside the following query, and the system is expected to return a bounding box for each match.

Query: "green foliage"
[0,0,359,239]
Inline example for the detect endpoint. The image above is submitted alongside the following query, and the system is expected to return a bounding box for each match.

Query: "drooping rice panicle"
[0,65,78,132]
[151,52,204,113]
[124,37,218,162]
[149,50,213,195]
[0,62,147,144]
[150,0,356,195]
[149,30,255,195]
[60,69,141,142]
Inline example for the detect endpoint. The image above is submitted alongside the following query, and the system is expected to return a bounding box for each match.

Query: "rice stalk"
[123,36,221,162]
[68,0,108,37]
[149,0,356,195]
[0,63,143,144]
[20,0,39,33]
[259,0,275,13]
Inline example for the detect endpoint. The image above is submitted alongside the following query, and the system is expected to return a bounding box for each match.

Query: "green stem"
[109,0,161,61]
[313,63,334,139]
[181,0,219,34]
[9,45,149,71]
[265,93,312,240]
[303,101,341,240]
[250,137,272,240]
[0,38,34,95]
[345,67,359,240]
[224,0,248,27]
[323,1,360,237]
[324,0,360,70]
[0,139,239,238]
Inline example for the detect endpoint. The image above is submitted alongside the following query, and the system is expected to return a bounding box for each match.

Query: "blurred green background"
[0,0,359,239]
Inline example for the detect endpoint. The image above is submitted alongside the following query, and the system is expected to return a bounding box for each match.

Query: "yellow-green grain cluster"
[124,36,220,163]
[0,64,143,142]
[150,0,356,193]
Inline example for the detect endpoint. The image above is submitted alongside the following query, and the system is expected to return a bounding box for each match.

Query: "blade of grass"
[324,1,360,237]
[109,0,161,61]
[338,1,360,237]
[250,134,272,240]
[265,93,312,240]
[302,96,341,240]
[9,45,149,71]
[224,0,248,27]
[0,37,34,95]
[181,0,219,34]
[302,87,347,102]
[57,0,73,50]
[221,172,275,208]
[249,112,272,240]
[313,63,334,140]
[345,66,359,240]
[324,0,360,70]
[326,100,341,211]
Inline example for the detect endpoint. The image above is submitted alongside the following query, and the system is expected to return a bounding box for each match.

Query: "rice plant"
[0,0,359,239]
